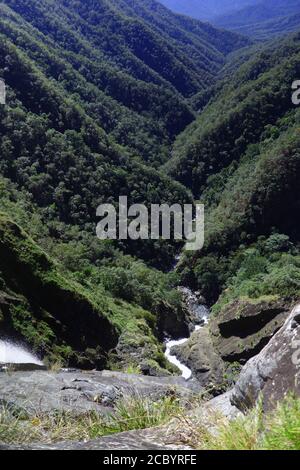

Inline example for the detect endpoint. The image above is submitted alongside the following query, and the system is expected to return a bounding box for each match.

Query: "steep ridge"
[0,2,250,369]
[167,32,300,195]
[215,0,300,39]
[159,1,259,21]
[165,32,300,376]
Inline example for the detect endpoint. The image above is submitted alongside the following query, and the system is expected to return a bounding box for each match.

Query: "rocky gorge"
[1,0,300,452]
[0,292,299,449]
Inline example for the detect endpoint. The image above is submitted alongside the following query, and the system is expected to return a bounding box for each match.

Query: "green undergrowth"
[212,236,300,315]
[198,395,300,450]
[0,177,183,372]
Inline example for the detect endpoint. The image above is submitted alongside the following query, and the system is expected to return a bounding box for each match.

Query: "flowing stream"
[164,287,209,380]
[165,337,193,380]
[0,340,43,365]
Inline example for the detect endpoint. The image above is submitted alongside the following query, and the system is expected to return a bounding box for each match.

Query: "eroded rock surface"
[0,369,200,416]
[172,327,225,391]
[210,297,290,364]
[231,303,300,412]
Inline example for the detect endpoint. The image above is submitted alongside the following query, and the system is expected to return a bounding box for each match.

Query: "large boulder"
[0,369,199,416]
[210,297,290,364]
[231,302,300,412]
[172,327,225,392]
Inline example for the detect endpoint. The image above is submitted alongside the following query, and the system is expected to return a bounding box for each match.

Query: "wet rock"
[231,303,300,412]
[172,327,225,392]
[0,363,47,372]
[210,297,290,364]
[178,287,209,328]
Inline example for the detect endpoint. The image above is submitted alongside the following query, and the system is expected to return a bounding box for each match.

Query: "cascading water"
[0,339,43,365]
[164,287,210,380]
[165,338,193,380]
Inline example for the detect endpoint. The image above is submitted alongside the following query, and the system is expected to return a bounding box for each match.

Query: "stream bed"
[164,287,210,380]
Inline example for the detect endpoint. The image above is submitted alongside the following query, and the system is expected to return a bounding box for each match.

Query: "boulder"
[231,302,300,412]
[0,369,199,416]
[172,327,225,392]
[210,297,290,364]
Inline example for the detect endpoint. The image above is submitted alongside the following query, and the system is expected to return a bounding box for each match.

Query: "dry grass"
[195,395,300,450]
[1,393,299,450]
[0,394,183,445]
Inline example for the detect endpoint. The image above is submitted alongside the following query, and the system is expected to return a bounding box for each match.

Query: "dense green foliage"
[2,0,246,369]
[0,176,185,371]
[172,32,300,305]
[168,32,300,194]
[0,0,247,267]
[1,0,300,375]
[0,0,247,164]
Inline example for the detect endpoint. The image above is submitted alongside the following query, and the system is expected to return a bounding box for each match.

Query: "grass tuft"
[197,395,300,450]
[0,394,183,445]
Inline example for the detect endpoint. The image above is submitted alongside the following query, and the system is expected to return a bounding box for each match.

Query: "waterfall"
[164,287,210,380]
[165,337,192,380]
[0,339,43,365]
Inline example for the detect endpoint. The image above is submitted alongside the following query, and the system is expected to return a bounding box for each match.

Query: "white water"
[0,340,43,365]
[164,287,210,380]
[165,337,193,380]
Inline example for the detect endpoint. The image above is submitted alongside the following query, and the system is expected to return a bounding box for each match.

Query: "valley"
[0,0,300,452]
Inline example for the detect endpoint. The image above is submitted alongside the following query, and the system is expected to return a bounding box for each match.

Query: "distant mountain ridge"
[0,0,248,169]
[159,0,259,20]
[214,0,300,39]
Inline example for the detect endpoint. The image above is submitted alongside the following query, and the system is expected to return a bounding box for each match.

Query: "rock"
[231,302,300,412]
[0,369,199,417]
[0,390,240,451]
[0,426,193,450]
[110,330,175,377]
[0,216,118,370]
[178,287,209,326]
[210,297,290,364]
[172,327,225,392]
[193,391,242,426]
[156,299,189,340]
[0,363,47,372]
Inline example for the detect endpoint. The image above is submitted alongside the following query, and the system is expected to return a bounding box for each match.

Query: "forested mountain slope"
[168,32,300,195]
[2,0,300,377]
[170,32,300,310]
[0,0,248,198]
[215,0,300,39]
[1,0,243,368]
